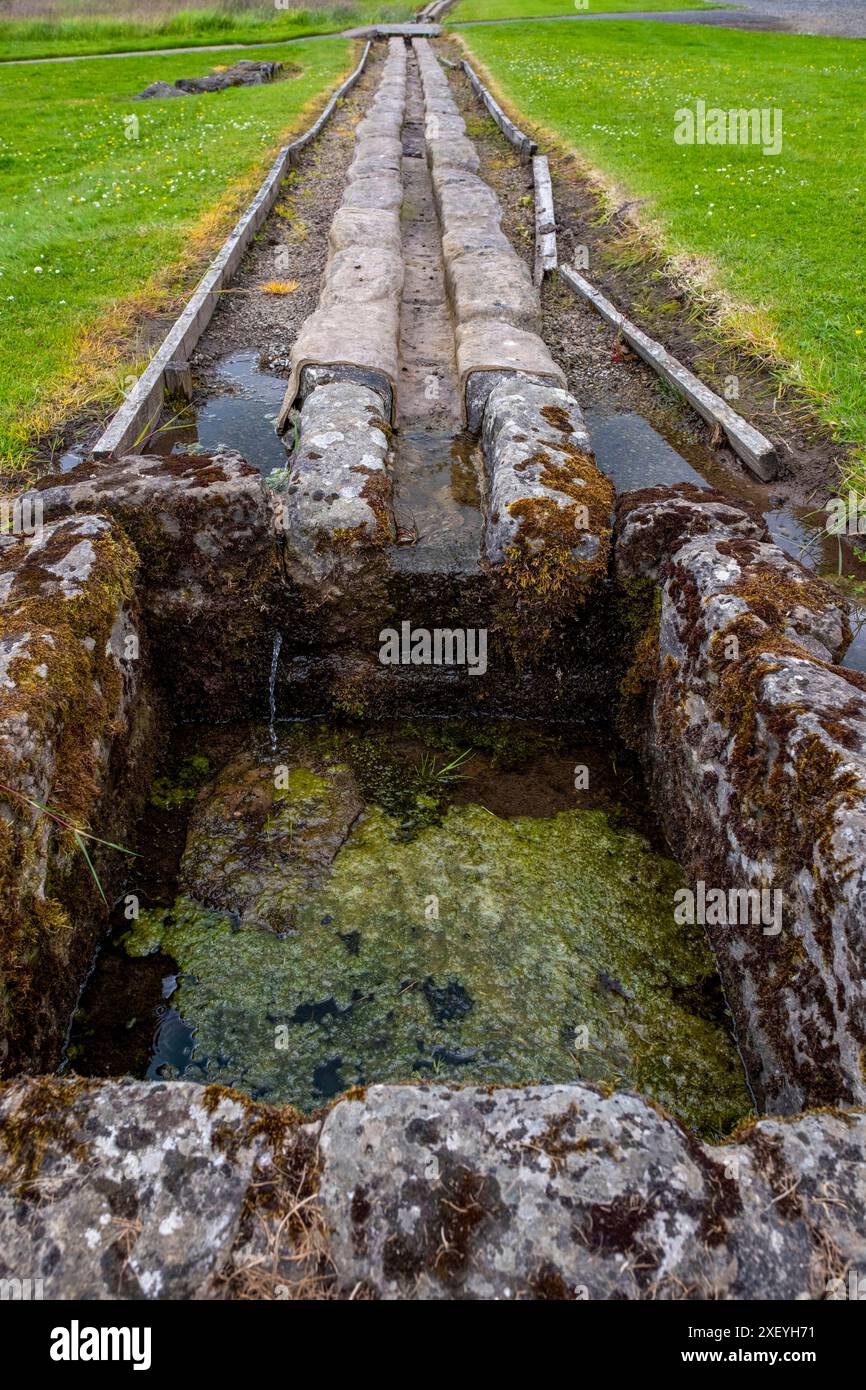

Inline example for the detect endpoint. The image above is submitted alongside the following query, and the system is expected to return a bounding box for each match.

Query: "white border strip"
[460,58,537,161]
[92,41,371,460]
[560,265,779,480]
[532,154,557,286]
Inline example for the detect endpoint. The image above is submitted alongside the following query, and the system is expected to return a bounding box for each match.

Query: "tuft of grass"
[417,747,476,783]
[258,279,300,295]
[457,20,866,493]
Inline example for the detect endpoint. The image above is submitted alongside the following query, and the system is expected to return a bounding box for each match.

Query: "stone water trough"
[1,37,865,1302]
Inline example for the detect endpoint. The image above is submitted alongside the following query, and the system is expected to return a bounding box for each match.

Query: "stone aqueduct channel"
[1,35,866,1301]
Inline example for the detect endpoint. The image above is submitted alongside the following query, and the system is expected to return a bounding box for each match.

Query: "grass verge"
[457,20,866,491]
[0,7,411,63]
[0,37,353,476]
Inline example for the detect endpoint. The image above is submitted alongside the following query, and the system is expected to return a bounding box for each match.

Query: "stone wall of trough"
[2,1077,865,1300]
[616,483,866,1113]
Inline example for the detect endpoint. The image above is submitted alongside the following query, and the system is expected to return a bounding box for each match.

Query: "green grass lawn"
[0,6,411,62]
[458,20,866,481]
[0,37,352,471]
[449,0,723,25]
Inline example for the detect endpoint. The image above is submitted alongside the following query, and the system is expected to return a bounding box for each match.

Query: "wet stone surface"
[70,722,751,1137]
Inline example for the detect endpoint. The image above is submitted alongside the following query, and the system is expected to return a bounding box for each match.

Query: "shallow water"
[68,720,751,1138]
[148,350,290,475]
[389,427,484,574]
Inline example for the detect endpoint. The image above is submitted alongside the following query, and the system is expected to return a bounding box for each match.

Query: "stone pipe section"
[276,381,394,597]
[616,484,866,1114]
[412,37,563,430]
[482,376,613,593]
[276,38,408,432]
[273,41,409,615]
[409,41,614,599]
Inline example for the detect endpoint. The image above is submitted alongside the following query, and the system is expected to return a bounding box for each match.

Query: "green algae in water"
[149,754,212,811]
[122,771,751,1137]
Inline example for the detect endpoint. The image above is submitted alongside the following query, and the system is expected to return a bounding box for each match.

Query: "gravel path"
[730,0,866,36]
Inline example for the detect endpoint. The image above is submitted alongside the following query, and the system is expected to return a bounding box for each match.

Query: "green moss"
[273,767,329,801]
[0,1076,90,1198]
[400,719,561,774]
[0,520,141,1065]
[706,610,865,888]
[1,523,139,825]
[503,444,614,598]
[338,733,459,840]
[150,754,211,810]
[614,578,661,750]
[120,737,751,1137]
[493,439,614,664]
[330,670,375,721]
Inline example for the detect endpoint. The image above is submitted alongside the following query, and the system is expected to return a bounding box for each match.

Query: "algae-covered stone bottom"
[102,725,751,1137]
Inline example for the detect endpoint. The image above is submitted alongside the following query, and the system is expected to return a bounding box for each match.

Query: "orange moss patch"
[501,439,614,627]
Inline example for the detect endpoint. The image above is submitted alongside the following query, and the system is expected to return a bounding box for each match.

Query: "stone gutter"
[275,37,408,431]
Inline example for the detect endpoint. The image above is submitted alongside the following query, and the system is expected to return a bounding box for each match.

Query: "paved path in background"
[453,9,793,32]
[0,34,337,66]
[452,2,866,37]
[727,0,866,36]
[1,2,864,66]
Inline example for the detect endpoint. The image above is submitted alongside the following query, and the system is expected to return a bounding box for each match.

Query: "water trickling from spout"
[268,632,283,754]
